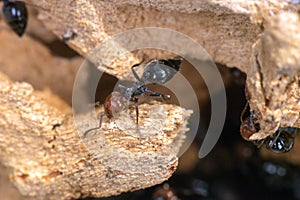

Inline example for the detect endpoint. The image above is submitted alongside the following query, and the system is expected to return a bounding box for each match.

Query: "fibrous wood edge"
[30,0,300,139]
[247,11,300,140]
[31,0,266,78]
[0,72,192,200]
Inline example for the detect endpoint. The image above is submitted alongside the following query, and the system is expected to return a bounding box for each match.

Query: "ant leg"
[131,60,144,82]
[149,92,170,100]
[254,139,265,148]
[144,87,171,100]
[268,129,281,148]
[83,113,104,137]
[133,97,139,124]
[240,101,249,122]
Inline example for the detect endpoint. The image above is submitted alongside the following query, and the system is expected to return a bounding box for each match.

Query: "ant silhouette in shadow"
[83,58,182,137]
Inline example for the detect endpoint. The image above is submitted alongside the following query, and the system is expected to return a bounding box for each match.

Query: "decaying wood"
[0,31,81,104]
[247,11,300,140]
[1,0,300,199]
[0,73,192,200]
[31,0,263,78]
[30,0,300,140]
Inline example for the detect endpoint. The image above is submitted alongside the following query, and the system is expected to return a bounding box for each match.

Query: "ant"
[240,102,260,141]
[83,58,182,137]
[240,101,298,153]
[1,0,28,37]
[262,127,297,153]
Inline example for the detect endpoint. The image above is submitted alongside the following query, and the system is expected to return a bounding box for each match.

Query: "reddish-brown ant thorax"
[240,116,259,141]
[104,91,127,119]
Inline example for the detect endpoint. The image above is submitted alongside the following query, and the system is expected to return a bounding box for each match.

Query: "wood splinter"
[0,72,192,200]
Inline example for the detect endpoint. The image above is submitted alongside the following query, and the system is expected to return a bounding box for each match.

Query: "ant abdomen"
[141,59,182,84]
[1,0,28,37]
[264,127,297,153]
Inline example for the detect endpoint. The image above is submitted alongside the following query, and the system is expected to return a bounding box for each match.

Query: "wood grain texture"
[31,0,262,76]
[0,72,192,199]
[30,0,299,138]
[247,11,300,140]
[1,0,300,199]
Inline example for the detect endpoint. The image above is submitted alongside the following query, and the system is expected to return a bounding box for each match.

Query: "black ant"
[83,58,182,137]
[262,127,297,153]
[240,101,298,153]
[1,0,28,37]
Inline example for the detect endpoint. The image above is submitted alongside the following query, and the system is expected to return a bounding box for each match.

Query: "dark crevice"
[255,54,269,107]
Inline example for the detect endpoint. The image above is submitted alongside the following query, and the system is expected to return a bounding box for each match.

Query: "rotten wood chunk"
[0,73,192,200]
[246,12,300,141]
[31,0,265,78]
[30,0,299,141]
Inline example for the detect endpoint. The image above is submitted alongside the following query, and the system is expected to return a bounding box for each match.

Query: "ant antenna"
[143,87,171,100]
[240,101,249,122]
[268,129,282,148]
[83,113,104,137]
[254,139,265,148]
[131,59,145,82]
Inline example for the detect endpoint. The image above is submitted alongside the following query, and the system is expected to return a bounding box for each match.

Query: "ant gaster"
[263,127,297,153]
[240,101,298,153]
[1,0,28,37]
[83,58,182,137]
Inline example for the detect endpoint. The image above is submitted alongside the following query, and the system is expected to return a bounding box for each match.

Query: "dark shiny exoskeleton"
[124,58,182,123]
[83,58,182,137]
[120,59,181,101]
[240,102,298,153]
[263,127,297,153]
[1,0,28,37]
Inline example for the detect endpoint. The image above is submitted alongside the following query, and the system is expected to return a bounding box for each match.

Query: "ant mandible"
[83,58,182,137]
[1,0,28,37]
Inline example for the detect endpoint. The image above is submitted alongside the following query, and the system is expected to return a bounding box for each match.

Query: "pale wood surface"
[0,72,191,199]
[31,0,299,138]
[0,0,300,199]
